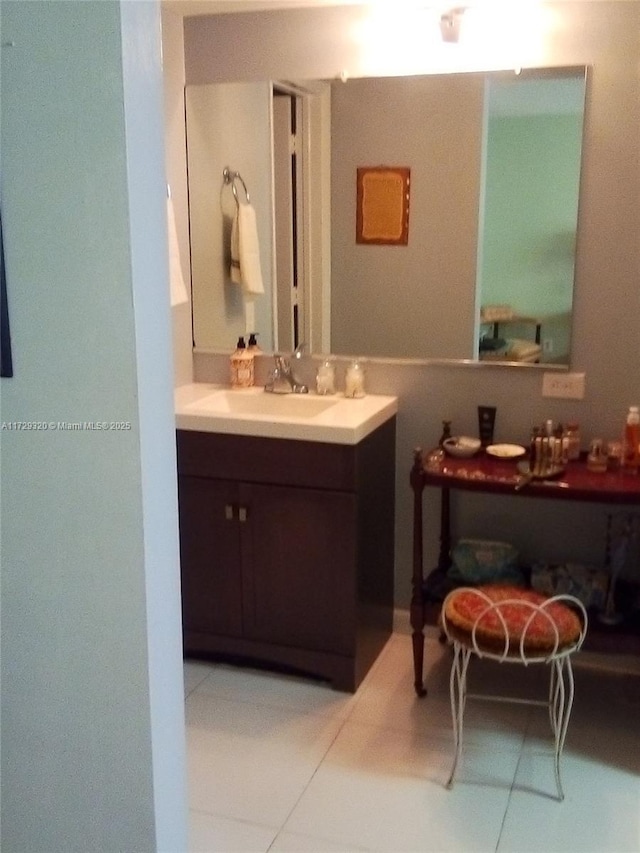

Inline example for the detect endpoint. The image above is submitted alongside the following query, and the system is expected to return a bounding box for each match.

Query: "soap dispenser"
[316,358,336,395]
[247,332,262,355]
[230,336,254,388]
[345,359,366,398]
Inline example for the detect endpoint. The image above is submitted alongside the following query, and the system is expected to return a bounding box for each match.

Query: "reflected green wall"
[480,112,583,319]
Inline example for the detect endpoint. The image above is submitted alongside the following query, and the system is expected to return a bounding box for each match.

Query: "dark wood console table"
[410,448,640,697]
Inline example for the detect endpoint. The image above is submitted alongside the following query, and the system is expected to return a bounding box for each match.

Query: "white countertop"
[175,383,398,445]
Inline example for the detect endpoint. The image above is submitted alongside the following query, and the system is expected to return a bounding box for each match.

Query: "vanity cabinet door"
[240,482,356,655]
[178,475,244,639]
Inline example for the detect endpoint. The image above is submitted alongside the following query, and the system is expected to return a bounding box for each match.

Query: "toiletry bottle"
[345,359,365,398]
[539,423,550,476]
[553,424,564,468]
[560,424,570,466]
[439,420,452,447]
[247,333,262,354]
[529,426,540,474]
[316,358,336,395]
[565,422,581,461]
[587,438,607,473]
[477,406,496,447]
[230,336,254,388]
[623,405,640,473]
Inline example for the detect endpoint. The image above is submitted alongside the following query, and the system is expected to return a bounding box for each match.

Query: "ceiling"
[162,0,363,16]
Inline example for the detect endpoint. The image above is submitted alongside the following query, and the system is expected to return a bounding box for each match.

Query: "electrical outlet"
[542,338,553,354]
[542,371,586,400]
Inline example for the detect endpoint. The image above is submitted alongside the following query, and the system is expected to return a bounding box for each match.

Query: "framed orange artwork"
[356,166,410,245]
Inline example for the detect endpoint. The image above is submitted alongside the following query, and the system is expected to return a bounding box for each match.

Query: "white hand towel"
[230,208,242,286]
[230,202,264,296]
[167,196,188,306]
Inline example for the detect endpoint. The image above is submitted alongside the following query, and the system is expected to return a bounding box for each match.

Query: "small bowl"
[486,443,526,459]
[443,436,481,458]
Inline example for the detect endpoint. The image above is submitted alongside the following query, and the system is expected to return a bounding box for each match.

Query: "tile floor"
[183,628,640,853]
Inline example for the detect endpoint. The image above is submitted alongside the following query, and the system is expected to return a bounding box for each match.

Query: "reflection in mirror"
[186,67,587,366]
[476,69,586,365]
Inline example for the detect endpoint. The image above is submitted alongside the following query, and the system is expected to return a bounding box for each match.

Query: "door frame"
[271,80,332,354]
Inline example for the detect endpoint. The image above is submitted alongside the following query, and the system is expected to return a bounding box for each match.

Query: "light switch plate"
[542,371,586,399]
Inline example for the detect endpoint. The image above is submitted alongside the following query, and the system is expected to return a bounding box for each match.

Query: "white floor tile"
[192,660,358,720]
[185,690,343,827]
[184,659,216,697]
[283,719,518,852]
[347,634,453,736]
[498,748,640,852]
[270,829,370,852]
[183,634,640,853]
[351,634,532,751]
[189,809,277,853]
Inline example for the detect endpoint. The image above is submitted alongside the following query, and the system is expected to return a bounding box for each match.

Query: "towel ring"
[222,167,250,204]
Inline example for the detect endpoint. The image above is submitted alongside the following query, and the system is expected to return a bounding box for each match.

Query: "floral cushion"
[443,584,583,654]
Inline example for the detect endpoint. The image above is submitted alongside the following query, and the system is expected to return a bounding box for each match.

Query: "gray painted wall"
[186,82,275,351]
[173,2,640,608]
[330,74,482,360]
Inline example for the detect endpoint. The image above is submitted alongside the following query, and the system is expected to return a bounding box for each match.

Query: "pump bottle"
[623,405,640,473]
[247,333,262,355]
[230,336,254,388]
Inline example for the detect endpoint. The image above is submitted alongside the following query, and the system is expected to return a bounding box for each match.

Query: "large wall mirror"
[186,65,587,366]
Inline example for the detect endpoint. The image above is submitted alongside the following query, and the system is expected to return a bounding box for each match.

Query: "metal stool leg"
[447,642,471,789]
[548,656,575,801]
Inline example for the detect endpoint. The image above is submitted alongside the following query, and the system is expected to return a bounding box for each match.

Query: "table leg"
[410,449,427,697]
[439,487,451,572]
[410,617,427,697]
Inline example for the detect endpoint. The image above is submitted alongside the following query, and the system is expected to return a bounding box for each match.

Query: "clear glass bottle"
[553,424,565,467]
[565,421,581,461]
[623,405,640,473]
[315,358,336,395]
[587,438,607,473]
[530,426,541,474]
[345,359,366,398]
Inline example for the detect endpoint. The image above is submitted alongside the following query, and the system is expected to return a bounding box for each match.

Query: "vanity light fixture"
[439,6,466,43]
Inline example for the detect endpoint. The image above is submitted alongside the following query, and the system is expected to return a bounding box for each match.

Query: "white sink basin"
[185,389,339,419]
[175,384,398,445]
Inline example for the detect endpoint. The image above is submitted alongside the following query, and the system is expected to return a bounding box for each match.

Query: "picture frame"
[356,166,410,246]
[1,211,14,378]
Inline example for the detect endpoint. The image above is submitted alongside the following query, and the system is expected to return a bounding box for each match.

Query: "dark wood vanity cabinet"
[176,418,396,692]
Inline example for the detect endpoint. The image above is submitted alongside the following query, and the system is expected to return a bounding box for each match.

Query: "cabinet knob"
[238,506,248,523]
[224,504,234,521]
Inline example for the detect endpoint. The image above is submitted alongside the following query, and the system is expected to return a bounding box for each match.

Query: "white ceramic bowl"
[486,443,527,459]
[443,436,481,458]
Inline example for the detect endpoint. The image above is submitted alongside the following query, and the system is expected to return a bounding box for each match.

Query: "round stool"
[441,584,588,800]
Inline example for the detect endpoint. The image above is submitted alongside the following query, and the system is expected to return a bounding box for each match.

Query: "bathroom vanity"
[175,384,398,692]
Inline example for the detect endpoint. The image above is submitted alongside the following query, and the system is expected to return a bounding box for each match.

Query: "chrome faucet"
[264,344,308,394]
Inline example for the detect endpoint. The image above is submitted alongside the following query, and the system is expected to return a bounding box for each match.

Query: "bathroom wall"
[165,2,640,608]
[163,7,193,387]
[2,2,187,849]
[186,82,275,351]
[330,74,482,360]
